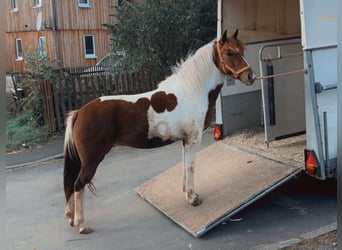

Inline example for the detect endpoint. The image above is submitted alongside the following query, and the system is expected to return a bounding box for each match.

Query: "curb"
[5,143,127,171]
[253,222,337,250]
[6,153,64,171]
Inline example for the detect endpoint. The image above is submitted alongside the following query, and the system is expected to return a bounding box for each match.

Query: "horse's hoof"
[79,226,93,234]
[65,215,74,226]
[189,193,202,206]
[191,197,202,206]
[65,212,74,227]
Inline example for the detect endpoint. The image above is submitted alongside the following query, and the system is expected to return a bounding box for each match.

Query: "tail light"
[304,150,319,176]
[214,124,222,141]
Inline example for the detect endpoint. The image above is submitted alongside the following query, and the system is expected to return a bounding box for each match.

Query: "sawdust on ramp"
[136,141,300,237]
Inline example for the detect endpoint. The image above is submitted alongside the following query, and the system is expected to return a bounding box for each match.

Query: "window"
[33,0,42,8]
[38,36,46,57]
[11,0,18,11]
[15,39,23,60]
[84,35,96,58]
[78,0,90,8]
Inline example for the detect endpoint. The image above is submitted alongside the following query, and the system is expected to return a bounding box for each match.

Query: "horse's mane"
[158,41,216,97]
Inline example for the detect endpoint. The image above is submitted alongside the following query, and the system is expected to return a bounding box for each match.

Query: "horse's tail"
[63,110,81,203]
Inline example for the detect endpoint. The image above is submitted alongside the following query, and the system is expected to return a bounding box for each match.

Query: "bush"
[6,111,49,151]
[5,47,59,151]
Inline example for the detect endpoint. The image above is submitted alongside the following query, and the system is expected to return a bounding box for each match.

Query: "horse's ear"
[219,29,228,45]
[232,29,239,40]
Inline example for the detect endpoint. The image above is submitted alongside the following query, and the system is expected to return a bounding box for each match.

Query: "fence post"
[39,80,57,132]
[107,75,113,95]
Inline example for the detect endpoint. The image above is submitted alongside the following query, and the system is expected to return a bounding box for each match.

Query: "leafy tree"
[105,0,216,79]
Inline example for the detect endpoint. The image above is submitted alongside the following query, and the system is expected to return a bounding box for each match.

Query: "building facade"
[6,0,116,73]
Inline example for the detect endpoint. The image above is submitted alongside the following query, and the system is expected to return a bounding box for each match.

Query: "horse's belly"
[147,106,204,145]
[119,120,178,149]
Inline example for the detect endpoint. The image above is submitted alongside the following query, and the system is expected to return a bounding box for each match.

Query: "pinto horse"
[63,29,256,234]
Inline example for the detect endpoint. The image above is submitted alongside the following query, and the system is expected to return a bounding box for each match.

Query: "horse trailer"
[215,0,337,180]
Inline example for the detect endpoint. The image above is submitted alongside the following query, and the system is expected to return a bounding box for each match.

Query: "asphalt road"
[6,132,336,250]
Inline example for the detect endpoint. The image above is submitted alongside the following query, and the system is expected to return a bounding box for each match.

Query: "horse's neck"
[158,43,224,106]
[162,45,224,99]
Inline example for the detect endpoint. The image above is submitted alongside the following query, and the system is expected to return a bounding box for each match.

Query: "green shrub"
[6,112,49,151]
[5,47,59,151]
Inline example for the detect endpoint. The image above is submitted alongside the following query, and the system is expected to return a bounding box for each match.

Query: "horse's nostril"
[248,71,256,82]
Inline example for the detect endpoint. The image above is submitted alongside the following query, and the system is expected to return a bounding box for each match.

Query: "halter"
[214,41,251,78]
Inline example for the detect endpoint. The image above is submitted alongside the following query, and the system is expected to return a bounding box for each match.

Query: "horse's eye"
[227,52,234,57]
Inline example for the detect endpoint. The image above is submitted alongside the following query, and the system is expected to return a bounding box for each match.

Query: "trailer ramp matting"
[136,141,301,237]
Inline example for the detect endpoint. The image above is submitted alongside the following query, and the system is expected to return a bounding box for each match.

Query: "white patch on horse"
[156,122,169,138]
[99,91,154,102]
[149,120,172,141]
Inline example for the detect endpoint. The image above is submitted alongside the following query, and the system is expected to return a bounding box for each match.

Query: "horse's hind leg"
[65,193,75,226]
[74,189,92,234]
[73,163,99,234]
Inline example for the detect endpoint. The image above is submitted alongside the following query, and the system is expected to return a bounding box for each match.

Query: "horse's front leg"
[182,136,202,206]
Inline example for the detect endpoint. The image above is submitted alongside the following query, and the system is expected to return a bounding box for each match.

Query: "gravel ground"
[281,230,337,250]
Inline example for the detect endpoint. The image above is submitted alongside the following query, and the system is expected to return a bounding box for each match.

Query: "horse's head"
[214,29,256,85]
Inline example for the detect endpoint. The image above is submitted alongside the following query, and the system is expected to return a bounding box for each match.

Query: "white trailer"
[215,0,337,180]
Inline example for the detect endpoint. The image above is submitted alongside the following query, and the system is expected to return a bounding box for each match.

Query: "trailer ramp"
[136,141,301,237]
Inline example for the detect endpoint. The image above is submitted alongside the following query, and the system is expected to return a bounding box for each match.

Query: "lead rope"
[255,68,306,81]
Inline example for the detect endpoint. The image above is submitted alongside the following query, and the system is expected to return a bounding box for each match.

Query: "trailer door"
[259,40,305,144]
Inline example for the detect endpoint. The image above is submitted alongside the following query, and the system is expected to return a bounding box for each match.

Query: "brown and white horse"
[63,29,256,234]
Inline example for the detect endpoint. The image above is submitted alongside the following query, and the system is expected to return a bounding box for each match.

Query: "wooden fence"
[39,70,159,132]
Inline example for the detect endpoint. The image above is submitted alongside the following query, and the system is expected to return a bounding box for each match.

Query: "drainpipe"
[217,0,222,37]
[215,0,223,125]
[50,0,59,67]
